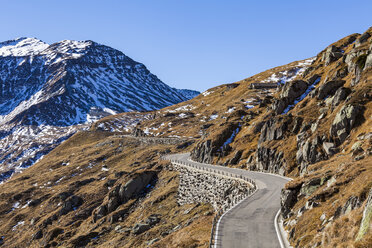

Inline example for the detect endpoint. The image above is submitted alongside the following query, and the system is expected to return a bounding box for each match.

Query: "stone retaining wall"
[171,163,253,211]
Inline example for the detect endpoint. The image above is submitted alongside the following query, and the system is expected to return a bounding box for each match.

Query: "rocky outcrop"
[296,134,327,174]
[330,87,350,108]
[330,104,362,144]
[272,98,290,114]
[334,195,361,218]
[321,45,343,65]
[92,171,156,222]
[281,182,302,219]
[132,214,161,235]
[258,117,291,144]
[355,31,371,47]
[255,146,286,175]
[60,195,83,215]
[272,80,308,114]
[280,80,308,101]
[357,188,372,240]
[191,139,214,164]
[315,80,345,100]
[191,123,239,163]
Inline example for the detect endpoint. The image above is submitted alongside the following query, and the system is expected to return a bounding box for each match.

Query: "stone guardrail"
[115,134,190,145]
[161,156,257,248]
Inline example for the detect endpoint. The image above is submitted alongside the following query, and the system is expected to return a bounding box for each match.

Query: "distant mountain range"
[0,37,199,180]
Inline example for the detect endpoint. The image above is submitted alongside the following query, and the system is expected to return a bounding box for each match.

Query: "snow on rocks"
[209,114,219,120]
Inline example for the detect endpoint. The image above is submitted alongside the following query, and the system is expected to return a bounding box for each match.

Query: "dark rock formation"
[315,80,345,99]
[92,171,156,222]
[322,45,343,65]
[255,146,286,175]
[330,104,362,144]
[281,183,302,219]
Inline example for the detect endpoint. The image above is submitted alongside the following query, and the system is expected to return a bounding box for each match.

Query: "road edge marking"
[214,187,258,248]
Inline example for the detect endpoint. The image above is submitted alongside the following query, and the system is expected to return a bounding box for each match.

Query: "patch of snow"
[209,114,218,120]
[12,221,25,231]
[12,202,20,209]
[202,90,212,96]
[226,107,235,113]
[219,125,241,151]
[0,38,49,57]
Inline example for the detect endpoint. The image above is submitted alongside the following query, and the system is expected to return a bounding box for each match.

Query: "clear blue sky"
[1,1,371,91]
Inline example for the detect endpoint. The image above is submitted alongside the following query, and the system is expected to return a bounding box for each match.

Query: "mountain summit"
[0,37,198,127]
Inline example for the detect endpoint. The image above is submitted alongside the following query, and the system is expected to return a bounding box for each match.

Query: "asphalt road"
[166,153,289,248]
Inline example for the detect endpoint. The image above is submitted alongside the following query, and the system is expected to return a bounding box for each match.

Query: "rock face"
[254,147,286,175]
[280,80,308,101]
[191,139,213,164]
[357,188,372,240]
[334,196,361,218]
[92,171,156,222]
[330,87,350,108]
[296,135,327,174]
[272,80,309,114]
[191,123,240,163]
[281,183,302,219]
[258,117,290,143]
[315,80,345,99]
[321,45,343,65]
[330,104,361,144]
[173,164,251,211]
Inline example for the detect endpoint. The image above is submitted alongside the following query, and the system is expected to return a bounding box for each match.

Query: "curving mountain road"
[166,153,290,248]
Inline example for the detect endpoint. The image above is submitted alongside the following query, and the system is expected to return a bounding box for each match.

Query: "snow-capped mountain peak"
[0,37,199,181]
[0,37,49,57]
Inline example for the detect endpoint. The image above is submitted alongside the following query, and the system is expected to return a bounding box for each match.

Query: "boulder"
[330,104,361,143]
[316,80,345,99]
[119,172,155,202]
[355,32,371,47]
[60,195,83,215]
[132,223,151,235]
[280,80,308,101]
[322,142,338,156]
[322,46,343,65]
[272,98,289,114]
[365,53,372,69]
[281,184,302,219]
[331,87,350,108]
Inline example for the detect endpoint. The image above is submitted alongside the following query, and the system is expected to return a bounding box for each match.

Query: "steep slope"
[93,27,372,247]
[0,27,371,248]
[0,37,199,181]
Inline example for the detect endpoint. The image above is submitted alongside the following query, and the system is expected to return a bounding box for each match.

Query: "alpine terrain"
[0,27,371,248]
[0,37,199,181]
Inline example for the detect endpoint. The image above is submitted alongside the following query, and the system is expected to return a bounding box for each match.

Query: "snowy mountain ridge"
[0,37,199,181]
